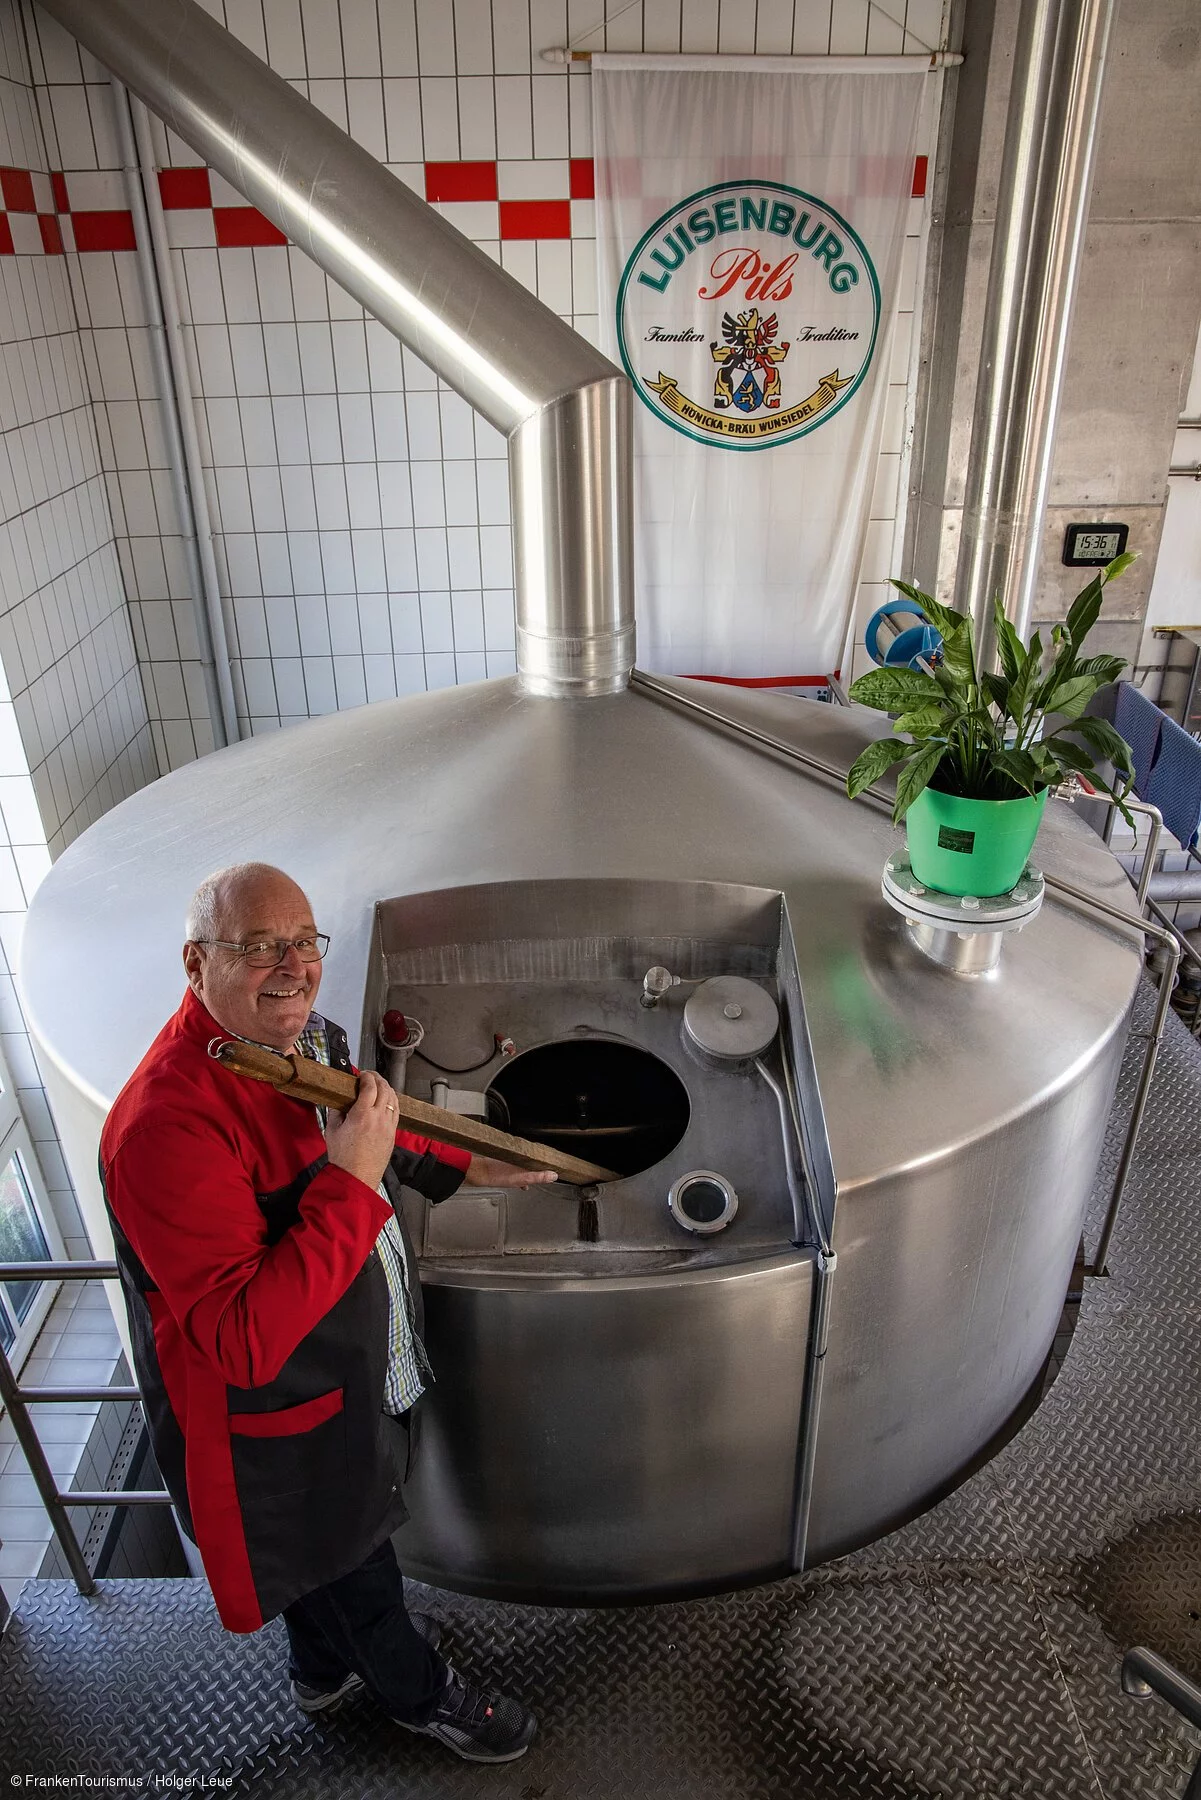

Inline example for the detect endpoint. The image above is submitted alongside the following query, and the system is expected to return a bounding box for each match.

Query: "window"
[0,1039,64,1373]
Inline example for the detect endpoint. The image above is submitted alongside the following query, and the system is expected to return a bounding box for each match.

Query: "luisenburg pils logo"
[616,179,881,452]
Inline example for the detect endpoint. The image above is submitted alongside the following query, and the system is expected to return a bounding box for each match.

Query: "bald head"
[185,862,307,945]
[183,864,323,1049]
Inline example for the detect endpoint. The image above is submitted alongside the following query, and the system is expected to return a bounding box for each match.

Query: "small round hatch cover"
[684,977,779,1061]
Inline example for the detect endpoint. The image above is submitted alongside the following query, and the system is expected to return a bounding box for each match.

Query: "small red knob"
[380,1010,409,1045]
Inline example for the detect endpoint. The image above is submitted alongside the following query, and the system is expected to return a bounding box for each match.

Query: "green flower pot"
[905,785,1049,897]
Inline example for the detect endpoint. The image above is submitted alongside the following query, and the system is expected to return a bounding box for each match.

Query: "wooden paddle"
[209,1038,617,1186]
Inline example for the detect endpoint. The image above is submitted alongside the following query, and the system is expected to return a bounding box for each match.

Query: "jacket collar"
[177,986,316,1056]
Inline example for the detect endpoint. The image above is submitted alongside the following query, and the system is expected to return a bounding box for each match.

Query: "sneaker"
[402,1665,537,1763]
[290,1611,443,1713]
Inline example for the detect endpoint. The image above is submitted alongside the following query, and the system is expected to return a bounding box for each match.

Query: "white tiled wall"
[0,0,157,1252]
[22,0,943,758]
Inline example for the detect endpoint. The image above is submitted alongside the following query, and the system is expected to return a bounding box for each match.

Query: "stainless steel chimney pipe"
[955,0,1116,667]
[41,0,634,697]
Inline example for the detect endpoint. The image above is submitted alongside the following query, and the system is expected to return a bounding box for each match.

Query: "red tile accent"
[689,673,833,688]
[912,154,928,199]
[425,160,498,203]
[159,166,212,210]
[0,166,36,212]
[50,170,69,213]
[214,206,288,247]
[38,213,64,255]
[499,198,571,241]
[569,158,595,200]
[0,215,13,256]
[71,210,138,252]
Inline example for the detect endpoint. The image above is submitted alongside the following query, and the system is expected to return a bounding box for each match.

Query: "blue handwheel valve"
[865,599,943,671]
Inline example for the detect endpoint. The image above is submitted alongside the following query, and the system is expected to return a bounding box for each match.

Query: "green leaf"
[1065,573,1104,646]
[1007,630,1045,732]
[1040,672,1101,721]
[1062,551,1136,647]
[893,704,948,738]
[993,599,1024,684]
[990,747,1044,795]
[1064,715,1135,778]
[891,740,947,824]
[845,736,911,799]
[848,666,946,714]
[1075,654,1127,683]
[1041,737,1094,774]
[889,578,967,645]
[981,671,1011,714]
[936,619,978,687]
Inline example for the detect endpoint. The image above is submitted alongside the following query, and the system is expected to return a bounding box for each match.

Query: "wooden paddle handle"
[209,1039,617,1186]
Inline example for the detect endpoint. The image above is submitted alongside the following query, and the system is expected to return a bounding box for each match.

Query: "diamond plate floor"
[3,999,1201,1799]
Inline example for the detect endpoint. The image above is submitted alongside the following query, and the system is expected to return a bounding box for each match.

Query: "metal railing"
[1121,1648,1201,1799]
[0,1260,170,1595]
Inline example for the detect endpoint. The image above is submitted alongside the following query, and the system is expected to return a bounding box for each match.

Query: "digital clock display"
[1062,522,1129,567]
[1076,531,1120,558]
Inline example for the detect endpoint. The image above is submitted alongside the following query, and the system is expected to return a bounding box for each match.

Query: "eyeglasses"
[196,934,331,969]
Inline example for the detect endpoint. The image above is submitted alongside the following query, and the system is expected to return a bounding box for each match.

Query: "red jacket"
[100,988,468,1631]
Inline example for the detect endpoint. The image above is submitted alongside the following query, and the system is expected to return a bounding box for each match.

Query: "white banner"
[593,57,926,678]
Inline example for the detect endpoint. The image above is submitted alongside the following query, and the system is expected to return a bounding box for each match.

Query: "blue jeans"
[282,1537,447,1724]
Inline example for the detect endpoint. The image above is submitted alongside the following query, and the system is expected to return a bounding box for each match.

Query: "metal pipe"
[1121,1647,1201,1730]
[1098,795,1163,910]
[790,1246,837,1571]
[755,1056,809,1245]
[1137,869,1201,903]
[19,1385,141,1403]
[1132,800,1164,912]
[43,0,634,698]
[0,1261,117,1278]
[631,670,862,798]
[955,0,1117,665]
[0,1339,95,1593]
[0,1267,118,1281]
[110,79,238,748]
[1045,872,1180,1277]
[61,1490,171,1507]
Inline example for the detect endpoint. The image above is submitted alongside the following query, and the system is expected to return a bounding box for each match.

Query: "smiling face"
[183,867,322,1051]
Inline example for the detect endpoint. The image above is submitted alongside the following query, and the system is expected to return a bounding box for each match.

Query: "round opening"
[487,1039,690,1178]
[677,1178,728,1225]
[668,1171,738,1236]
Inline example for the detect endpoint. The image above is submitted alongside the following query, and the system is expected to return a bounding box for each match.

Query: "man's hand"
[325,1070,401,1190]
[463,1156,559,1189]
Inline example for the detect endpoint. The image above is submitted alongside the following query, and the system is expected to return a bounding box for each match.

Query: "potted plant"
[845,555,1137,897]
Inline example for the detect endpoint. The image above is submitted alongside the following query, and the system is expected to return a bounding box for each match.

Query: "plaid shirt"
[297,1017,431,1416]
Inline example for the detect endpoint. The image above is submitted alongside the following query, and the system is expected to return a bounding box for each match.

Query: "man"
[100,862,553,1764]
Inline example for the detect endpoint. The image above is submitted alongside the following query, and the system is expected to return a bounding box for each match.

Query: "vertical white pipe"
[956,0,1117,665]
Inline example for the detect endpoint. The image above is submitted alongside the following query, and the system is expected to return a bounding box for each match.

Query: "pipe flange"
[881,852,1045,936]
[668,1170,739,1235]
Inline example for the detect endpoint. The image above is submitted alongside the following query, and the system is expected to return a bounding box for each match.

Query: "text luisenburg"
[636,196,860,298]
